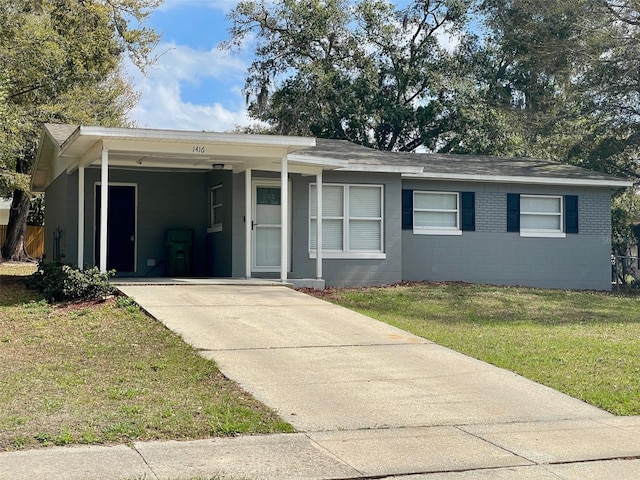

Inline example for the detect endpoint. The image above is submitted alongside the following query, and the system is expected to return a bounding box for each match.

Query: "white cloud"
[435,28,462,53]
[129,82,250,132]
[151,41,246,83]
[125,42,252,132]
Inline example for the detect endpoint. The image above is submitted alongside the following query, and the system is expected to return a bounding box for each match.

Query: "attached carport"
[32,124,349,282]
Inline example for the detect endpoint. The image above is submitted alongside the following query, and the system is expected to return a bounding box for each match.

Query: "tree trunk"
[1,189,30,261]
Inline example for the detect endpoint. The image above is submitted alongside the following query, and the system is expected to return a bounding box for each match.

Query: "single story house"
[32,123,632,290]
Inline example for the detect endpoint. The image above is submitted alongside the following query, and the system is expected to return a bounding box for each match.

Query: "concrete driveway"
[117,283,611,432]
[110,283,640,479]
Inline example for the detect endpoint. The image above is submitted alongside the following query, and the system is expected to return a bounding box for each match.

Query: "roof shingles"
[302,138,628,183]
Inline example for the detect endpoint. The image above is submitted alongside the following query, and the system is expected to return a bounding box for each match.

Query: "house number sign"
[192,146,205,153]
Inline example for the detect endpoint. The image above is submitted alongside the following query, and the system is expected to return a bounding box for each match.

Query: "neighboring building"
[0,197,11,225]
[32,124,632,290]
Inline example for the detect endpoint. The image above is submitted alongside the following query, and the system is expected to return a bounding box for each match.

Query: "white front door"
[252,180,290,272]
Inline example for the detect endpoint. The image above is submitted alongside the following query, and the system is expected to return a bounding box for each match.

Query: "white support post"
[280,155,288,283]
[77,166,85,270]
[316,170,323,280]
[99,148,109,272]
[245,168,252,279]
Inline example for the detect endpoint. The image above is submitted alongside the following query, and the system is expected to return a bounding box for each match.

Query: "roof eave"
[337,164,424,174]
[402,172,633,188]
[31,127,64,192]
[76,126,316,151]
[286,153,349,169]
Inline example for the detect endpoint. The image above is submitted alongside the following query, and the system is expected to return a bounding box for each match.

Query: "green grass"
[0,264,292,451]
[312,282,640,416]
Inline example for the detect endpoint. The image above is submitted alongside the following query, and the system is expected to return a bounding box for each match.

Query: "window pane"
[521,196,561,214]
[414,192,457,210]
[212,206,222,225]
[211,187,223,205]
[310,219,343,250]
[324,186,344,216]
[349,220,381,251]
[521,214,561,231]
[323,219,343,249]
[349,186,381,218]
[309,185,317,216]
[310,185,344,217]
[414,211,458,228]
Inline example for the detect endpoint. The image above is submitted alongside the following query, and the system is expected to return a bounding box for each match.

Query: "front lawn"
[0,264,292,451]
[312,282,640,416]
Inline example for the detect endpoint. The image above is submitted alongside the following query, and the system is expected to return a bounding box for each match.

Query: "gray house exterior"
[32,124,631,291]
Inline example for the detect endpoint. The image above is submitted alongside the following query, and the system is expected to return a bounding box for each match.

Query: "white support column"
[99,148,109,272]
[280,155,288,283]
[245,168,252,279]
[316,170,323,280]
[77,166,85,270]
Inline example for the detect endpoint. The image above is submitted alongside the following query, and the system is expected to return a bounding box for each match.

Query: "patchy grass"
[310,282,640,416]
[0,269,292,451]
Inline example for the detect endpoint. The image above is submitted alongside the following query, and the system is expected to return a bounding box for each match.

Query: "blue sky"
[126,1,253,132]
[126,0,425,132]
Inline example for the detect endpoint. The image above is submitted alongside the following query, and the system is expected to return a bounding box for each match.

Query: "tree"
[224,0,476,152]
[471,0,640,250]
[0,0,160,261]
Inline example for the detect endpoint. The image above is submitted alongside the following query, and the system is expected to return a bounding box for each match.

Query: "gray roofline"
[403,172,634,188]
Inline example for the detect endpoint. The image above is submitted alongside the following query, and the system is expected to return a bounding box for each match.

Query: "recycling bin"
[165,228,194,276]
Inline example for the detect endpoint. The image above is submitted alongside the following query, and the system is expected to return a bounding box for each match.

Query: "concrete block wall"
[579,194,611,236]
[402,181,614,290]
[289,171,403,287]
[80,168,209,277]
[475,192,506,233]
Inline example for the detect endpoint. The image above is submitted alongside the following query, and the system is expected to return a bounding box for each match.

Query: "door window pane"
[255,227,280,267]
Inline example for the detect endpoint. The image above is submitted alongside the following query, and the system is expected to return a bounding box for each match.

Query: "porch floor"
[111,277,326,289]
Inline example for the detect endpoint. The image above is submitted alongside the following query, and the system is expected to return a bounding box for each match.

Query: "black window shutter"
[507,193,520,232]
[565,195,579,234]
[461,192,475,231]
[402,189,413,230]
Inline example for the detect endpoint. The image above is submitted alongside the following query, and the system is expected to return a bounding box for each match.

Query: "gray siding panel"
[43,172,70,262]
[290,172,402,287]
[231,172,247,278]
[206,170,234,277]
[402,232,611,290]
[82,169,208,276]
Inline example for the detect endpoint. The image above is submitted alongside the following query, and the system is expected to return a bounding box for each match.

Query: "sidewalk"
[3,284,640,479]
[3,420,640,479]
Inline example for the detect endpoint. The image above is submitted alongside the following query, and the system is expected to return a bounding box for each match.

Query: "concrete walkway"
[3,284,640,479]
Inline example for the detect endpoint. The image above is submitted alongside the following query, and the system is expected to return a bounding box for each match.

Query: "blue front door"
[95,185,136,272]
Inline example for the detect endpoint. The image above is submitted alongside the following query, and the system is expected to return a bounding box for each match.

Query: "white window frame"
[309,183,385,259]
[413,191,462,236]
[520,194,565,238]
[207,184,223,233]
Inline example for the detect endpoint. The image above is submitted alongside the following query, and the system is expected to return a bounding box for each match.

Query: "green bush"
[27,262,115,302]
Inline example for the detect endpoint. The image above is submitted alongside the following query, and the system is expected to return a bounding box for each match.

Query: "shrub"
[27,261,115,302]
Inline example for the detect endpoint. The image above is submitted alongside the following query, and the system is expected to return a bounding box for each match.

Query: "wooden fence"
[0,225,45,259]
